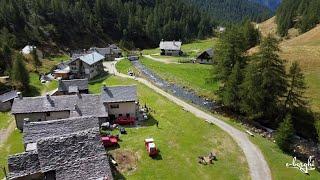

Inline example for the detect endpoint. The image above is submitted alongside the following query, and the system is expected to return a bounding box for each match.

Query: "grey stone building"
[8,117,113,180]
[53,79,89,96]
[68,52,104,79]
[195,48,214,64]
[11,85,137,130]
[159,40,183,56]
[0,90,18,112]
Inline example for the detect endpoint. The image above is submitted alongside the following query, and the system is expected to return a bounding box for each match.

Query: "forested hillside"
[250,0,281,11]
[0,0,214,50]
[276,0,320,36]
[185,0,273,23]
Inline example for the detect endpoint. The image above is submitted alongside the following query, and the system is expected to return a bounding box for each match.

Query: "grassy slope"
[139,57,218,100]
[27,73,58,97]
[255,19,320,113]
[0,130,24,178]
[90,75,249,179]
[115,58,139,75]
[0,112,13,130]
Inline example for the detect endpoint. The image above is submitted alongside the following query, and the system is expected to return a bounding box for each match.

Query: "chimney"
[74,104,82,116]
[46,93,50,100]
[77,91,81,98]
[17,92,23,99]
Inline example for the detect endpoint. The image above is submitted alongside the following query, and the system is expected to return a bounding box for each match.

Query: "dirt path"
[111,60,272,180]
[143,55,180,64]
[0,120,16,147]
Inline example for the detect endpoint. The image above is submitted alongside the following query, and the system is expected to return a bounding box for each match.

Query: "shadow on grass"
[89,73,110,84]
[136,114,158,127]
[111,166,126,180]
[152,153,163,161]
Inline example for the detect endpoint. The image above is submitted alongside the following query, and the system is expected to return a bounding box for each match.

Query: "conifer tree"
[32,48,41,72]
[284,61,307,112]
[240,36,287,121]
[275,114,294,151]
[11,53,29,90]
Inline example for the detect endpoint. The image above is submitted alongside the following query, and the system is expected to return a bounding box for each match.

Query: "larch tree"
[11,53,29,90]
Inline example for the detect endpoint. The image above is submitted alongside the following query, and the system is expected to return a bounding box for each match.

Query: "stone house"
[195,48,214,64]
[53,79,89,96]
[68,52,104,79]
[11,85,137,130]
[90,44,122,61]
[8,117,113,180]
[0,90,18,112]
[101,85,137,121]
[159,40,183,56]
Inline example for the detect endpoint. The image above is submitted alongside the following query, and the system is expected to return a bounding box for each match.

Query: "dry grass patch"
[110,149,139,174]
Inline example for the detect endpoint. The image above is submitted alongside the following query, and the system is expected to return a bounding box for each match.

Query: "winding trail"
[105,60,272,180]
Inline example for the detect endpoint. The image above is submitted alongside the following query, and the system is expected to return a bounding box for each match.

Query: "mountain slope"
[185,0,273,23]
[250,0,281,11]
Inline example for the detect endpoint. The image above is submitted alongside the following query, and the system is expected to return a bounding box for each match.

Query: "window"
[110,104,119,109]
[119,114,122,117]
[126,113,130,117]
[46,112,50,117]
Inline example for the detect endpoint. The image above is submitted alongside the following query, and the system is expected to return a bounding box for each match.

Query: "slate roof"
[8,128,113,180]
[11,94,108,118]
[197,48,214,59]
[90,47,112,57]
[37,128,113,180]
[79,52,104,65]
[0,90,18,103]
[23,116,100,144]
[58,79,88,93]
[8,151,41,179]
[101,85,137,103]
[159,41,182,50]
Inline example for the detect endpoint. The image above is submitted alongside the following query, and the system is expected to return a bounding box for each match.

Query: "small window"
[126,113,130,117]
[46,112,50,117]
[119,114,122,117]
[110,104,119,109]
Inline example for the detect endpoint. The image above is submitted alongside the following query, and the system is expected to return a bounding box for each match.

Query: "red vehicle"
[101,135,119,147]
[115,116,135,125]
[145,138,158,156]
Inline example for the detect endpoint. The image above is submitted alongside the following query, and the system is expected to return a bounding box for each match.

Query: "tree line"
[185,0,273,24]
[214,23,319,151]
[0,0,214,50]
[276,0,320,36]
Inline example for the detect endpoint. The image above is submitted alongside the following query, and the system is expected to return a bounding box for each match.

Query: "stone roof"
[197,48,214,59]
[23,116,99,144]
[8,128,113,180]
[0,90,18,103]
[79,52,104,65]
[159,40,182,51]
[37,128,113,180]
[8,151,41,179]
[11,94,108,118]
[90,47,112,57]
[101,85,137,103]
[58,79,88,93]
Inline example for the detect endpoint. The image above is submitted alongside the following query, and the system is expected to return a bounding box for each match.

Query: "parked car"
[115,116,135,125]
[101,135,119,147]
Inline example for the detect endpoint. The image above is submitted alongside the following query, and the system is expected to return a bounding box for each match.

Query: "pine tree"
[11,53,29,90]
[240,36,287,121]
[32,48,41,71]
[275,114,294,152]
[284,61,307,112]
[221,61,243,111]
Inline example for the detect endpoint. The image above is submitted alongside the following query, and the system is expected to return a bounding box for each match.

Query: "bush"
[275,114,294,152]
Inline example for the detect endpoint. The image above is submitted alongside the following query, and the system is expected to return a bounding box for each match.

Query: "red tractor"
[115,116,135,125]
[145,138,158,156]
[101,135,119,147]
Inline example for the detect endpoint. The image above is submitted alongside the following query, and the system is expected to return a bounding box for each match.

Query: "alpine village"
[1,0,320,180]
